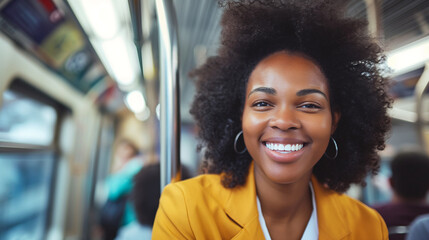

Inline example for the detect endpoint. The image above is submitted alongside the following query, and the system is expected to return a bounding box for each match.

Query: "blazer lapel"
[223,162,265,239]
[312,176,351,240]
[220,166,353,239]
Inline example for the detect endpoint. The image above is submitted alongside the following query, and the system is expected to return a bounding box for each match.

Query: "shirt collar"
[256,182,319,240]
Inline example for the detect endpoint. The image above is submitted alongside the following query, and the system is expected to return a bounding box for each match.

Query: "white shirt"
[257,183,318,240]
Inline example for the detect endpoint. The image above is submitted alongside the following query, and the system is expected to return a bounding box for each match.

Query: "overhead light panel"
[387,36,429,76]
[77,0,119,39]
[68,0,140,88]
[102,35,137,87]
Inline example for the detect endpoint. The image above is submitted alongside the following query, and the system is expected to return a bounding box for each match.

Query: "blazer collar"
[223,162,265,238]
[224,162,259,226]
[220,163,351,240]
[312,175,351,240]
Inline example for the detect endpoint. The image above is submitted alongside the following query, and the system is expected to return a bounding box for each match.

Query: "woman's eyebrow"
[248,87,276,98]
[296,89,327,99]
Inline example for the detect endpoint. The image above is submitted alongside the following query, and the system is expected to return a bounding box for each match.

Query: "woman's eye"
[299,103,322,111]
[301,104,320,108]
[252,101,271,108]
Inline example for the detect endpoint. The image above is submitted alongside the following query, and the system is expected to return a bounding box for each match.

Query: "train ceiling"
[0,0,428,122]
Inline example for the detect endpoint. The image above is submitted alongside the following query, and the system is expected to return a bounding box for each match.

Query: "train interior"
[0,0,428,239]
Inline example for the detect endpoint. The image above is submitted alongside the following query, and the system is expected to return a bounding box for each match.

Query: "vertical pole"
[364,0,383,40]
[155,0,181,190]
[415,63,429,152]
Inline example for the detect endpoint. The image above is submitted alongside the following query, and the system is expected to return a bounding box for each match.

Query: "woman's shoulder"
[162,173,229,202]
[312,176,381,219]
[177,172,222,186]
[312,177,388,239]
[153,173,242,239]
[335,193,388,237]
[317,183,383,221]
[156,173,226,220]
[335,191,381,218]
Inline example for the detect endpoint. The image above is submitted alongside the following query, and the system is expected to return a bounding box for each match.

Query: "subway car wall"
[0,0,428,240]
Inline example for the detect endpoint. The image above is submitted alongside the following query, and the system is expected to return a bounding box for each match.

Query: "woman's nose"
[268,106,301,130]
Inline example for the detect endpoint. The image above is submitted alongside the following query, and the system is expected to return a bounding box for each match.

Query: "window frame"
[0,78,70,240]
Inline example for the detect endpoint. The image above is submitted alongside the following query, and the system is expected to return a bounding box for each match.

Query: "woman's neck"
[254,166,313,239]
[255,171,312,220]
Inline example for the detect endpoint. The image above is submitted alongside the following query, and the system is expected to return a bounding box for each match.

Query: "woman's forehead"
[247,52,329,92]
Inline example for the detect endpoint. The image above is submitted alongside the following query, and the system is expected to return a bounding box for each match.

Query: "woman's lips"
[262,141,306,163]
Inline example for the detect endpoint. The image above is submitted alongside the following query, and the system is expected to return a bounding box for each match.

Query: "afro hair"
[190,0,392,192]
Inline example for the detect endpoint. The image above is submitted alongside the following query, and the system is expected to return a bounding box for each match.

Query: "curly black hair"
[190,0,392,193]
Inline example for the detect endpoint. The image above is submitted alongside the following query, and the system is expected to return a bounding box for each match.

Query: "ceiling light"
[125,90,147,113]
[68,0,140,87]
[136,107,151,121]
[387,36,429,76]
[101,34,137,86]
[74,0,119,39]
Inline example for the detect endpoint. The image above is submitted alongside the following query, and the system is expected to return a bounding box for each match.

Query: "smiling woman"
[243,52,337,187]
[152,0,392,239]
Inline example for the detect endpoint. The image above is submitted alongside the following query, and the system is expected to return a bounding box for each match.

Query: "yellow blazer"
[152,163,388,239]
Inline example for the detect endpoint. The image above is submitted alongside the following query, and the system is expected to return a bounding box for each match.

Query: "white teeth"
[265,143,304,152]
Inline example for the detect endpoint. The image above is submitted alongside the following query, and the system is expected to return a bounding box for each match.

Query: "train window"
[0,151,56,240]
[0,89,57,146]
[0,79,66,240]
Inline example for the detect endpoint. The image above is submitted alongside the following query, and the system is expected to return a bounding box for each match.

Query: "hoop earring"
[324,136,338,159]
[234,130,247,154]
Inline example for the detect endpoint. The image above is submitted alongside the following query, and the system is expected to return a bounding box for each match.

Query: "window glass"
[0,151,55,240]
[0,90,57,146]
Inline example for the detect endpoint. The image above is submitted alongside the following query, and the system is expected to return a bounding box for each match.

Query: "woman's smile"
[262,137,307,163]
[263,142,306,163]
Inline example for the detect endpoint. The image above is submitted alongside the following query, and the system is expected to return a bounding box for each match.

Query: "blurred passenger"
[406,213,429,240]
[111,139,141,173]
[374,151,429,240]
[100,139,143,240]
[116,163,191,240]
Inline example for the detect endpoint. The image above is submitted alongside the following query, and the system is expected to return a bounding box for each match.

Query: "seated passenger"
[152,1,391,239]
[374,151,429,240]
[116,163,191,240]
[99,139,143,240]
[406,213,429,240]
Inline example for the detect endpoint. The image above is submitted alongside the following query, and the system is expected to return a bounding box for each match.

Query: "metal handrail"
[155,0,181,191]
[415,62,429,152]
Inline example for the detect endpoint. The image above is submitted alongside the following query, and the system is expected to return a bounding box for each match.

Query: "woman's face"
[242,52,339,185]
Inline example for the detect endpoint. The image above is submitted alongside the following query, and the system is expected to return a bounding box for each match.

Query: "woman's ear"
[331,111,341,135]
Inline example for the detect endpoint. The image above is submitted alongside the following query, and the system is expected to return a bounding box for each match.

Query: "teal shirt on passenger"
[106,158,143,225]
